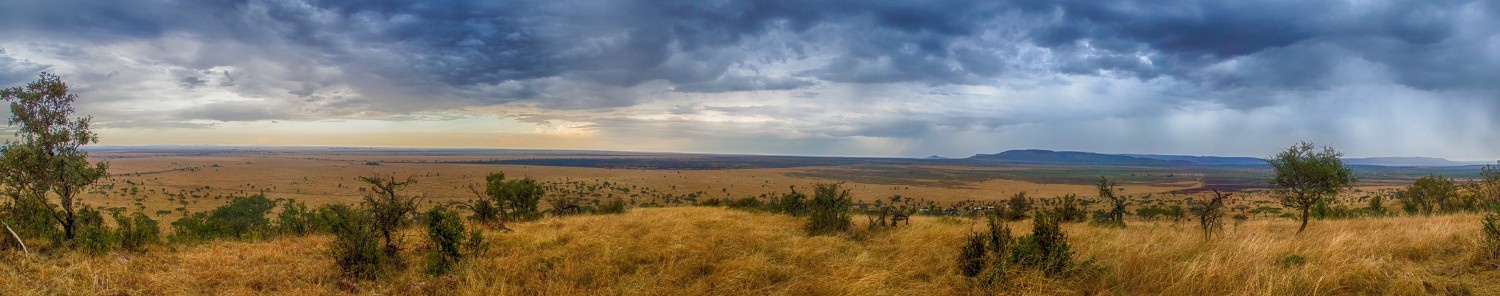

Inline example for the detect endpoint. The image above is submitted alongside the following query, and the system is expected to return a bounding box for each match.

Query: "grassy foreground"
[1,207,1496,295]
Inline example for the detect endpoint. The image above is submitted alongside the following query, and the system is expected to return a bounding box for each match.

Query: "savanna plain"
[2,147,1498,295]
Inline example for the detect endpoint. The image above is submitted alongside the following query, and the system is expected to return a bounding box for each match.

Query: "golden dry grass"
[85,152,1194,216]
[2,207,1495,295]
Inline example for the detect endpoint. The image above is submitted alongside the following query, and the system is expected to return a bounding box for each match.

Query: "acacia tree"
[1267,142,1355,235]
[0,73,109,241]
[1097,176,1127,227]
[482,172,544,222]
[1402,174,1458,215]
[1191,189,1230,241]
[358,175,420,260]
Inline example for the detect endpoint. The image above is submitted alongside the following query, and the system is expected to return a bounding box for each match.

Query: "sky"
[0,0,1498,159]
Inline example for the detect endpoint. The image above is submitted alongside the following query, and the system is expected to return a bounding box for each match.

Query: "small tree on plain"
[1402,174,1459,215]
[805,182,852,236]
[1267,142,1355,235]
[0,73,110,242]
[1003,192,1031,221]
[483,172,545,222]
[1095,177,1127,228]
[358,175,421,262]
[1190,189,1230,241]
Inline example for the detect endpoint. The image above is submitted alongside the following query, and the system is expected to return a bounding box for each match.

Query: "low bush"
[424,206,467,275]
[169,194,276,242]
[1002,192,1032,221]
[71,206,112,254]
[772,188,809,217]
[323,204,388,280]
[958,213,1077,282]
[113,211,160,252]
[805,183,853,236]
[1483,208,1500,261]
[726,196,763,210]
[595,198,628,215]
[275,199,319,236]
[1051,194,1087,223]
[470,198,499,222]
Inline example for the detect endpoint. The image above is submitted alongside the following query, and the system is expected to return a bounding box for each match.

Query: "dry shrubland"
[3,206,1496,295]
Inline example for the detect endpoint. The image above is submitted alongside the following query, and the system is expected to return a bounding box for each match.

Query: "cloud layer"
[1,0,1497,159]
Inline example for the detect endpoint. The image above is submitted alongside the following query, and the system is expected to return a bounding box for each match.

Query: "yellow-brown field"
[2,150,1496,295]
[83,151,1198,217]
[2,207,1495,295]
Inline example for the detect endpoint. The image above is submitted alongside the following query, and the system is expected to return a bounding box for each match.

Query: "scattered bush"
[959,212,1078,282]
[275,199,319,236]
[469,198,499,222]
[1366,194,1387,216]
[805,183,853,236]
[1400,174,1461,215]
[1483,207,1500,262]
[771,187,809,217]
[999,192,1033,221]
[424,206,468,275]
[324,204,388,280]
[484,173,545,222]
[358,175,421,264]
[170,194,276,242]
[1051,194,1087,223]
[595,198,629,215]
[1,197,62,247]
[113,211,160,252]
[71,206,112,254]
[1013,213,1073,276]
[958,232,988,277]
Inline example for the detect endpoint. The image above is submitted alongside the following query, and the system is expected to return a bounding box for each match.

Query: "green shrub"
[1013,213,1072,276]
[470,198,499,222]
[726,196,763,210]
[1483,208,1500,261]
[957,213,1075,281]
[71,206,113,254]
[113,211,159,252]
[323,204,387,279]
[275,199,319,236]
[358,175,421,263]
[169,194,276,242]
[484,173,545,222]
[1051,194,1086,222]
[805,183,853,236]
[595,198,628,215]
[958,232,987,278]
[424,206,467,275]
[1003,192,1032,221]
[773,188,809,217]
[1,198,61,247]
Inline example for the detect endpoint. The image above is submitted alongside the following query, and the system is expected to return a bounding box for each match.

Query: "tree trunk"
[1296,206,1310,235]
[62,196,77,240]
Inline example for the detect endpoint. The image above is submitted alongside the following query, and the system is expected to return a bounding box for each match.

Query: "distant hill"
[967,149,1194,166]
[1122,154,1266,165]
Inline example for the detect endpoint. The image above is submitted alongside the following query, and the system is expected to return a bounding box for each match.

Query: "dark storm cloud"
[4,0,1494,107]
[0,49,49,85]
[0,0,1497,158]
